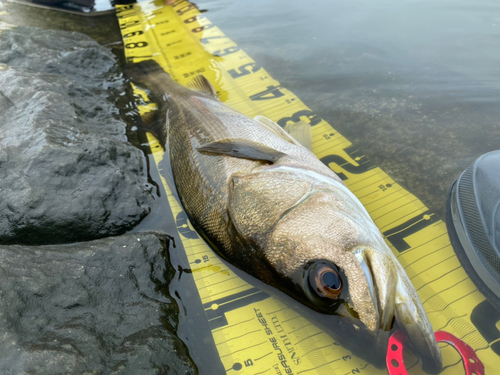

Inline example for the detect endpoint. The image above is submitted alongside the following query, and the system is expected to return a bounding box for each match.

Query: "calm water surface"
[195,0,500,220]
[161,0,500,373]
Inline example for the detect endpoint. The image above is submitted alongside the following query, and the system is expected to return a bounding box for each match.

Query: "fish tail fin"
[125,60,172,148]
[138,110,166,146]
[124,60,174,104]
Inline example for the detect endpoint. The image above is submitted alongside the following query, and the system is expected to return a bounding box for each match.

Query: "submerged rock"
[0,232,198,374]
[0,26,154,245]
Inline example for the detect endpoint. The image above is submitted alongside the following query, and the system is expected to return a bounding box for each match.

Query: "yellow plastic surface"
[116,1,500,374]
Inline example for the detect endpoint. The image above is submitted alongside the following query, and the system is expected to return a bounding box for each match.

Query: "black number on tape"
[116,4,133,12]
[124,31,144,38]
[213,47,240,57]
[228,63,262,79]
[249,86,284,101]
[120,20,139,29]
[203,288,269,330]
[176,212,198,239]
[200,36,225,44]
[382,211,438,252]
[192,24,214,33]
[277,110,322,127]
[177,4,197,16]
[471,300,500,356]
[184,16,197,23]
[320,145,375,180]
[125,42,149,49]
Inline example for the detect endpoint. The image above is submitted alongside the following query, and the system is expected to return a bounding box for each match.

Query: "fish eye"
[308,263,343,301]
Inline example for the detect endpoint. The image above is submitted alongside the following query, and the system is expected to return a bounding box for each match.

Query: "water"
[195,0,500,220]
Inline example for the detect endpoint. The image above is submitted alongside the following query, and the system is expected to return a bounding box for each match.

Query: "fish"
[126,59,443,374]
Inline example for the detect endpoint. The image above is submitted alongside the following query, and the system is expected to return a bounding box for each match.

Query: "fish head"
[229,168,442,373]
[270,186,442,373]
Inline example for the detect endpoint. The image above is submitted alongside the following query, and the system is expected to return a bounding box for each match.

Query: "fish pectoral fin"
[197,138,286,162]
[254,115,303,147]
[186,74,219,99]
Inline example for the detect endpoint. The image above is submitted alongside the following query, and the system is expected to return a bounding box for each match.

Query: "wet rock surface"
[0,232,198,375]
[0,26,155,245]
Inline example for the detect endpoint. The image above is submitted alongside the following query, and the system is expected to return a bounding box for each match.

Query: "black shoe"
[446,150,500,311]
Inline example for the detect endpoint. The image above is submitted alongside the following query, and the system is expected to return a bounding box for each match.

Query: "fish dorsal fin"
[197,138,286,163]
[283,120,312,151]
[253,115,311,149]
[186,74,219,99]
[254,115,298,146]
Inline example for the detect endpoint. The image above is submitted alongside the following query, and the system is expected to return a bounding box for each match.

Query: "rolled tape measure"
[116,1,500,374]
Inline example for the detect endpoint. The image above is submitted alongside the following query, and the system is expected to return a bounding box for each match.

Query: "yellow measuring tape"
[116,1,500,373]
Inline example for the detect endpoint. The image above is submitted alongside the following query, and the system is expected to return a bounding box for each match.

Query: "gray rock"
[0,232,198,375]
[0,26,155,245]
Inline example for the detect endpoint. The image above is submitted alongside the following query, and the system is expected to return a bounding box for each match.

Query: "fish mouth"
[357,249,443,375]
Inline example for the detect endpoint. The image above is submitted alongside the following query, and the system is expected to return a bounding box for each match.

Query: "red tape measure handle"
[387,329,409,375]
[386,329,485,375]
[434,330,484,375]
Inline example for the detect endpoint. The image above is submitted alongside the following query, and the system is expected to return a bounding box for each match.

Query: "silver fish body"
[127,60,442,374]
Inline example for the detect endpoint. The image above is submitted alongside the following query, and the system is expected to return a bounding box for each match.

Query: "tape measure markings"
[418,272,471,302]
[197,278,242,293]
[414,263,463,289]
[430,289,479,317]
[408,252,457,278]
[347,172,391,190]
[118,2,499,374]
[365,189,409,211]
[402,241,450,266]
[423,278,471,305]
